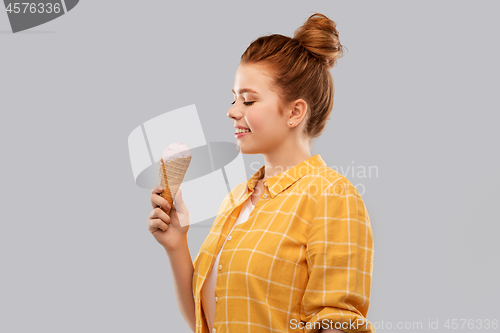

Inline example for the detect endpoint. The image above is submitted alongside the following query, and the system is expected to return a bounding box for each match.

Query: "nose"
[227,103,242,121]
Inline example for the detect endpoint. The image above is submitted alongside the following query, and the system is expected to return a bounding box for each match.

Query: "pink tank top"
[200,195,255,332]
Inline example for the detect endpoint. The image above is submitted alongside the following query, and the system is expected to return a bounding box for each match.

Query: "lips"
[234,124,251,135]
[235,130,251,137]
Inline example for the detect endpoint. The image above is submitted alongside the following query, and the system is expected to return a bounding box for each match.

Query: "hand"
[148,185,190,251]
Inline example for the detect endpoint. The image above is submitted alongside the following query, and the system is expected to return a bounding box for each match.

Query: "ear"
[289,99,308,124]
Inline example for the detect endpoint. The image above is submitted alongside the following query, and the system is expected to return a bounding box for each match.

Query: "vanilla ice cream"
[160,142,192,163]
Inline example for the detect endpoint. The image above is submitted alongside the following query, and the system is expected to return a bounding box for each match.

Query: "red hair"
[240,13,346,142]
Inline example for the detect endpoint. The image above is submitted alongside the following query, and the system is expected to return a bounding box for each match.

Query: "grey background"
[1,1,499,332]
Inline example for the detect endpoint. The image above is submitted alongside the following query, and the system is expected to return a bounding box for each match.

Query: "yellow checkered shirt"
[192,154,375,333]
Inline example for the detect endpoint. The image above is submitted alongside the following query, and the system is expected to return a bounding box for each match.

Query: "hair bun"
[293,13,345,69]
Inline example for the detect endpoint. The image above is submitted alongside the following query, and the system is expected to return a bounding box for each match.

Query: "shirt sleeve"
[300,180,375,333]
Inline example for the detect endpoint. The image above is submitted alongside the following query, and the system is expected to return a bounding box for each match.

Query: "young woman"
[148,13,375,333]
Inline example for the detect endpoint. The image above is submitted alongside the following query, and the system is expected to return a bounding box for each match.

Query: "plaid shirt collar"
[246,154,326,199]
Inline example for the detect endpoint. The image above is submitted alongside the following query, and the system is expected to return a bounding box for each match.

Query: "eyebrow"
[232,88,259,95]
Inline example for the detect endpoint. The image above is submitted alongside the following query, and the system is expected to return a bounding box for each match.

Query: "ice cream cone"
[158,155,192,215]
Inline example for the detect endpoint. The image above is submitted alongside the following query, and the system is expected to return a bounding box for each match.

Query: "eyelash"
[231,101,255,106]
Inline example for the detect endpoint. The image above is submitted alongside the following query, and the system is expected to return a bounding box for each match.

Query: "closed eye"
[231,101,255,106]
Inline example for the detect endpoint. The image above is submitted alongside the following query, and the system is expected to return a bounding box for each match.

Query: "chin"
[238,145,261,155]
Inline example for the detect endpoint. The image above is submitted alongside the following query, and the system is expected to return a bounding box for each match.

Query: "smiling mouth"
[235,129,251,134]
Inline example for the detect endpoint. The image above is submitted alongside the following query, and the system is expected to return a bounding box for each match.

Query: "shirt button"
[263,194,267,198]
[215,296,218,303]
[263,181,267,186]
[227,235,232,241]
[218,264,222,271]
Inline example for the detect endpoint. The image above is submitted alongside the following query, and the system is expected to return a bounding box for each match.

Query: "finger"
[151,185,164,194]
[149,207,171,225]
[149,218,168,232]
[150,193,171,211]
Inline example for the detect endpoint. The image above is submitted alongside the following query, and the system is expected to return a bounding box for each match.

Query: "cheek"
[246,106,280,134]
[245,111,265,132]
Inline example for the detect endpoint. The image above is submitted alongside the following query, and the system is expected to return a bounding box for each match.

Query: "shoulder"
[306,167,370,224]
[301,165,355,196]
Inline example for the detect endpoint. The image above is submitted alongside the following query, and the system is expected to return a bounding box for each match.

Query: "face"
[227,63,290,154]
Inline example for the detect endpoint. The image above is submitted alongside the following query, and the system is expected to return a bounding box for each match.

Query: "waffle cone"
[158,156,192,215]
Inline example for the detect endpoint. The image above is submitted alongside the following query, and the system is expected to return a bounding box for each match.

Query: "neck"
[260,139,312,181]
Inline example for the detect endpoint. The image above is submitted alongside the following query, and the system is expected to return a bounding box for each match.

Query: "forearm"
[165,239,196,332]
